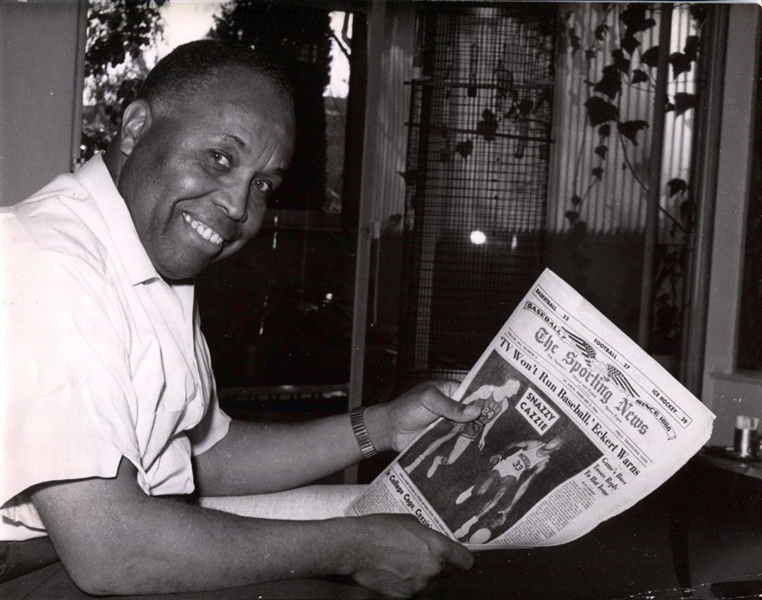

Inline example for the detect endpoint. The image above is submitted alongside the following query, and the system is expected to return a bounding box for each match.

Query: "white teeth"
[183,213,223,245]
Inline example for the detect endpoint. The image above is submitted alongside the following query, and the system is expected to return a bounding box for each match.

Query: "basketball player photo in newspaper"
[400,354,603,545]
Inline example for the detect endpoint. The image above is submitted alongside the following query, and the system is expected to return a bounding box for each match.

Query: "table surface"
[699,445,762,480]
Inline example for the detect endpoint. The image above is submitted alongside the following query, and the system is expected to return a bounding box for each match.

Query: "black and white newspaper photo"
[398,352,603,545]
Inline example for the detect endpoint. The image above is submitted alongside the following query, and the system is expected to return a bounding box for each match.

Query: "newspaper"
[346,269,715,549]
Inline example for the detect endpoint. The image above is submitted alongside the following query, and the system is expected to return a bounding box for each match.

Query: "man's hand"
[365,381,481,453]
[345,513,474,598]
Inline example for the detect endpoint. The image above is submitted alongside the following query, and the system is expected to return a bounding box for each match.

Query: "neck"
[102,143,124,187]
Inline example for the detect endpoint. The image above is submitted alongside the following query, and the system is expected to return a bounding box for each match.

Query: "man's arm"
[192,410,377,496]
[193,381,480,496]
[30,381,478,596]
[30,458,472,597]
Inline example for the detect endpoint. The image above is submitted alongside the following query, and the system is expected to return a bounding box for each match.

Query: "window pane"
[736,50,762,371]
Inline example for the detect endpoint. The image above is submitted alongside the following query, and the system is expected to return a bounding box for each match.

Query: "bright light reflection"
[470,230,487,245]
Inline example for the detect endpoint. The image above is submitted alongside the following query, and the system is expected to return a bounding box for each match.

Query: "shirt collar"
[74,154,159,286]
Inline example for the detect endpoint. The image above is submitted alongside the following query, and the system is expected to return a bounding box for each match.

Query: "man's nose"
[213,185,249,221]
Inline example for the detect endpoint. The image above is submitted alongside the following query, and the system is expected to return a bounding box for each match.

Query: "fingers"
[353,569,429,598]
[352,537,472,597]
[429,379,461,398]
[432,392,481,423]
[383,379,477,452]
[412,380,480,425]
[415,520,474,571]
[443,538,475,571]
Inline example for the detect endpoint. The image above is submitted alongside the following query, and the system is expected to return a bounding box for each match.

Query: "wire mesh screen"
[398,5,557,382]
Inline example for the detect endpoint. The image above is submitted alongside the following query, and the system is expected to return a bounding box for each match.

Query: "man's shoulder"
[3,173,111,272]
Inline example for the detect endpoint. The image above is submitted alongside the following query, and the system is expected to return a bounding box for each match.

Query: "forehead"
[160,67,295,149]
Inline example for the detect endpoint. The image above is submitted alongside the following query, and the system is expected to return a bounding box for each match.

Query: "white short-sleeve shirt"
[1,155,232,541]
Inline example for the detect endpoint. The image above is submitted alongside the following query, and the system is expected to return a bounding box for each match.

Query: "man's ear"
[118,100,152,156]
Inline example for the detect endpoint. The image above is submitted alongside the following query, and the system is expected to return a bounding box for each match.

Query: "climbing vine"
[560,3,706,358]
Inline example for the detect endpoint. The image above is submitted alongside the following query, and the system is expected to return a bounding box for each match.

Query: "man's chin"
[156,259,213,282]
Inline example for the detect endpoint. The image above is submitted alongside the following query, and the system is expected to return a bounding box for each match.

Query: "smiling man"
[0,41,477,598]
[112,55,295,281]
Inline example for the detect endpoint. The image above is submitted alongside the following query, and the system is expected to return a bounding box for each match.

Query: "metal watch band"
[350,407,378,459]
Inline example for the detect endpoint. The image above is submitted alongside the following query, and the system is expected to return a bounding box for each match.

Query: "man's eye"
[253,179,273,195]
[209,151,231,169]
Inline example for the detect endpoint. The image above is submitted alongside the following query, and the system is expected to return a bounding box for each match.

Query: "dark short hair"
[137,39,293,111]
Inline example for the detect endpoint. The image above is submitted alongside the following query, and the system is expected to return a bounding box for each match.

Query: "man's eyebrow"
[221,133,248,150]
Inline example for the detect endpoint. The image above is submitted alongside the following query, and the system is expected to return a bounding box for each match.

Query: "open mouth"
[183,213,223,245]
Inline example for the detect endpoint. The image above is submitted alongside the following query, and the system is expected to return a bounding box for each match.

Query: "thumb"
[442,398,481,423]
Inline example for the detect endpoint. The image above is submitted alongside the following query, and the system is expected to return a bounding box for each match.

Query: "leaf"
[617,120,649,145]
[584,97,619,126]
[595,24,609,40]
[565,210,580,224]
[684,35,700,62]
[625,18,656,39]
[620,6,655,34]
[398,170,419,185]
[594,65,622,99]
[571,194,582,206]
[673,93,696,117]
[621,35,640,55]
[612,49,630,74]
[669,52,692,78]
[689,4,708,23]
[518,98,534,116]
[641,46,660,68]
[679,199,695,227]
[591,167,604,180]
[456,140,473,158]
[631,69,649,84]
[476,109,498,142]
[598,123,611,137]
[585,49,597,62]
[667,178,687,197]
[569,27,581,54]
[594,144,608,159]
[620,5,646,28]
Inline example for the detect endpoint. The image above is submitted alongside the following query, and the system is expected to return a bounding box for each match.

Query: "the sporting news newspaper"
[346,269,715,549]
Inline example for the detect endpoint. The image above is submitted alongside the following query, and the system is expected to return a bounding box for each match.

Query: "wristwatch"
[350,407,378,459]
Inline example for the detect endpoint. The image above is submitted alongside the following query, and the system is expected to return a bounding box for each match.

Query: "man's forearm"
[193,406,392,496]
[103,500,360,594]
[31,459,360,595]
[31,458,472,597]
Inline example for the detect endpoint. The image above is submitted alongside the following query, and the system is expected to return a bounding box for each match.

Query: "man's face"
[117,68,295,280]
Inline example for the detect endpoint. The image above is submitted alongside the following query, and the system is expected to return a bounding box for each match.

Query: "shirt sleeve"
[1,218,134,508]
[185,319,232,456]
[186,386,232,456]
